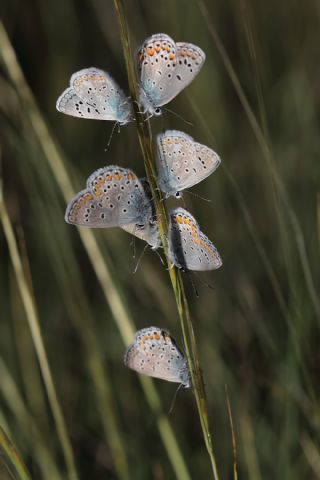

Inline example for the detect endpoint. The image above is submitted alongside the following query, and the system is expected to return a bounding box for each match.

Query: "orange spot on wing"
[76,74,104,87]
[148,47,154,56]
[70,192,94,216]
[140,332,161,350]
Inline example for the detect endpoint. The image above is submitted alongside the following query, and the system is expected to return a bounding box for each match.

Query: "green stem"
[113,2,220,478]
[0,426,32,480]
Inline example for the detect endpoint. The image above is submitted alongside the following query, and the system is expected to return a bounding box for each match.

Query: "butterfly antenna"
[104,121,119,152]
[163,107,193,126]
[153,185,161,195]
[193,271,215,291]
[151,170,160,184]
[182,195,187,209]
[168,383,184,415]
[149,177,160,196]
[185,190,212,203]
[129,231,136,259]
[133,243,149,274]
[143,112,153,122]
[166,261,175,272]
[187,272,199,298]
[154,247,166,266]
[160,110,166,131]
[133,99,145,115]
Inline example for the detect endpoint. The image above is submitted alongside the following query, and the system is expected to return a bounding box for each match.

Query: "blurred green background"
[1,0,320,479]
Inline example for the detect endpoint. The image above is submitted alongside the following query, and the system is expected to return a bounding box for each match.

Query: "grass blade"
[0,181,79,480]
[0,426,32,480]
[0,21,191,480]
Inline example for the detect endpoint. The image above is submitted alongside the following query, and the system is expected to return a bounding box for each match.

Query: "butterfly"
[156,130,221,198]
[124,326,190,387]
[56,68,133,124]
[137,33,205,116]
[168,207,222,271]
[65,166,154,230]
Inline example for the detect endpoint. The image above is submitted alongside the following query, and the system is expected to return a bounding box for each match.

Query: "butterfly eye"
[154,107,162,116]
[175,191,182,199]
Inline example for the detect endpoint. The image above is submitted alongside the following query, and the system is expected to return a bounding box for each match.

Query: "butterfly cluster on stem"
[57,33,222,386]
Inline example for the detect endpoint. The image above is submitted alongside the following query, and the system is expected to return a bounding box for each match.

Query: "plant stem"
[113,2,220,478]
[0,184,79,480]
[0,426,32,480]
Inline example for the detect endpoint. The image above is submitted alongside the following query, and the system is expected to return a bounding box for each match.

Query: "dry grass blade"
[196,0,320,323]
[0,183,79,480]
[225,385,238,480]
[301,435,320,477]
[0,21,190,480]
[0,357,63,480]
[0,426,32,480]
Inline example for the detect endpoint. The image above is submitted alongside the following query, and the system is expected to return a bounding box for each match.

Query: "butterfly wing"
[138,36,205,113]
[157,130,220,196]
[65,166,153,227]
[169,208,222,271]
[121,222,160,249]
[57,68,132,123]
[56,88,107,120]
[137,33,179,112]
[124,327,190,386]
[86,166,153,226]
[64,188,120,227]
[170,43,206,94]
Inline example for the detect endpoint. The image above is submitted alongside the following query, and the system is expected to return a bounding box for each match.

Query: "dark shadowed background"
[1,0,320,479]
